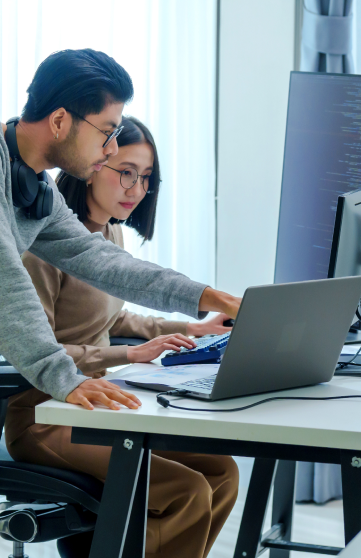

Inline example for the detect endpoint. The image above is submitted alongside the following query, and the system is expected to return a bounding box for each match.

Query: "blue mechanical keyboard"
[161,332,231,366]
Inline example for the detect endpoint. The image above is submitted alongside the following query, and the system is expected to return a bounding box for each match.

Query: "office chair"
[0,337,146,558]
[0,365,103,558]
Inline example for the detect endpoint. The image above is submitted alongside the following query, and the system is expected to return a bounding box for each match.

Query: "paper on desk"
[109,363,220,387]
[341,344,361,356]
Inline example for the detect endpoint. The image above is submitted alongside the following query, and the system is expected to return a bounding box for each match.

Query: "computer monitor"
[274,71,361,342]
[328,189,361,340]
[328,190,361,343]
[328,189,361,280]
[274,71,361,285]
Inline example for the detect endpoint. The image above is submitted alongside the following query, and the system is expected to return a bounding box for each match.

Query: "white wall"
[216,0,297,296]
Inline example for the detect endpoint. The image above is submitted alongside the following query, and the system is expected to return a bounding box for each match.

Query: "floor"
[208,458,345,558]
[0,457,345,558]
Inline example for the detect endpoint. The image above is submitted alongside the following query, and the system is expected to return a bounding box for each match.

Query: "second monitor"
[274,71,361,342]
[274,71,361,285]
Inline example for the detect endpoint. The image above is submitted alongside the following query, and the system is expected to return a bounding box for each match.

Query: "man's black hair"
[56,116,161,242]
[22,49,133,122]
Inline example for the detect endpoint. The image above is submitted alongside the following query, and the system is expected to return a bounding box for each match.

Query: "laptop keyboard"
[181,374,217,392]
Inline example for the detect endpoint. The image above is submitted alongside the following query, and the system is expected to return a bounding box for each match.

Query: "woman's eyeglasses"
[104,165,153,194]
[66,109,124,148]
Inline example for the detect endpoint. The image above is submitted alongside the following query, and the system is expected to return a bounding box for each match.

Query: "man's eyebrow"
[103,121,119,129]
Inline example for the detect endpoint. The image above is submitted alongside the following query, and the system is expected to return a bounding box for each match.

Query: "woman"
[5,116,238,558]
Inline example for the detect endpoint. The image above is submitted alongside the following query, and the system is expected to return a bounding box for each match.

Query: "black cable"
[156,391,361,413]
[337,363,361,369]
[336,345,361,370]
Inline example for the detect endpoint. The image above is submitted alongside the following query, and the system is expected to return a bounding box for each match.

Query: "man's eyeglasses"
[66,109,124,148]
[104,165,153,194]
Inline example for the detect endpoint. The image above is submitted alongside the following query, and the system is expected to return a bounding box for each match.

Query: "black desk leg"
[123,449,151,558]
[269,460,296,558]
[89,431,146,558]
[341,450,361,545]
[233,458,277,558]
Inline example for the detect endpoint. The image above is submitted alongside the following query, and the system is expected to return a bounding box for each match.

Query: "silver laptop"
[126,277,361,400]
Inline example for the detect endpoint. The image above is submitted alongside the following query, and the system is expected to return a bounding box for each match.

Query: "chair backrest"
[110,336,147,346]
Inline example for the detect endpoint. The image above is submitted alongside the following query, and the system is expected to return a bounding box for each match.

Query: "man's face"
[45,102,124,180]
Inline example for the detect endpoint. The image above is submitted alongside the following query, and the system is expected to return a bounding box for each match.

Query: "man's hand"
[199,287,242,319]
[66,378,142,411]
[187,313,233,337]
[127,333,196,363]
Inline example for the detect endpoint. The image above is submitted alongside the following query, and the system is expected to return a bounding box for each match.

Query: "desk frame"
[71,427,361,558]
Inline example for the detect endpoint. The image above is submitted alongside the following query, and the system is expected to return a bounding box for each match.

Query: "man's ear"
[48,108,72,140]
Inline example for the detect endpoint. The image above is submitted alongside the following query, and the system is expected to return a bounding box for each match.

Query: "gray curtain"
[296,0,354,505]
[301,0,354,73]
[296,462,342,504]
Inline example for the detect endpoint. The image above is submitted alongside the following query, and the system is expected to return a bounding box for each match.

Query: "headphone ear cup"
[37,170,48,182]
[41,183,54,218]
[28,182,54,220]
[11,160,39,208]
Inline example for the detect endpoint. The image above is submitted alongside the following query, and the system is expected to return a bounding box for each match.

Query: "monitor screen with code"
[274,72,361,284]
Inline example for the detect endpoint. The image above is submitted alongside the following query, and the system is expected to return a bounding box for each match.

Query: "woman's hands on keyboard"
[127,333,197,363]
[186,313,233,337]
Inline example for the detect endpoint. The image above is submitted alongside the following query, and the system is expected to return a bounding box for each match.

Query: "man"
[0,48,241,411]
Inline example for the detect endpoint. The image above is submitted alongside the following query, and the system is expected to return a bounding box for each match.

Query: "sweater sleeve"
[29,189,208,320]
[22,252,131,377]
[109,310,188,339]
[0,201,87,401]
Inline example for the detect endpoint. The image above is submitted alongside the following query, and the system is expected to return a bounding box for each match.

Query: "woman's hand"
[66,378,142,411]
[127,333,197,363]
[187,313,234,337]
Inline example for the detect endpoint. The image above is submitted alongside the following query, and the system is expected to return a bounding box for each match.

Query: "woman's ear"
[87,179,92,188]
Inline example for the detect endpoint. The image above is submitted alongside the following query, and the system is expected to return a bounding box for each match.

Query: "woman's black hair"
[56,116,161,242]
[22,49,133,122]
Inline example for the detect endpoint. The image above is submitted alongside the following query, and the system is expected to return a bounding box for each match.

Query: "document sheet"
[109,363,220,388]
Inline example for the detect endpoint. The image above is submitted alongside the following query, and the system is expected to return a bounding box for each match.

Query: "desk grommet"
[351,456,361,468]
[123,438,134,450]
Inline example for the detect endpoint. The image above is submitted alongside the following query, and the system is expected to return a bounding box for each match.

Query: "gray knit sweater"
[0,129,207,401]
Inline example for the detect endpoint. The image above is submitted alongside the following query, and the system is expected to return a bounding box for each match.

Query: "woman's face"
[86,141,154,224]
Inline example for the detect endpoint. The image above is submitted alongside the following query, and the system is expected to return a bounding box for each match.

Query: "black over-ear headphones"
[5,117,53,220]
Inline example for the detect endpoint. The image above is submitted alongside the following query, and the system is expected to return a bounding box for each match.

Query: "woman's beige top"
[21,220,188,379]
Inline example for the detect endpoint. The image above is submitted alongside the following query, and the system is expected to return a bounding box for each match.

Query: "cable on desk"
[336,345,361,372]
[156,391,361,413]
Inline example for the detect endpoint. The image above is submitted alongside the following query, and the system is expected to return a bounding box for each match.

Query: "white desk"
[36,367,361,558]
[340,530,361,556]
[37,367,361,450]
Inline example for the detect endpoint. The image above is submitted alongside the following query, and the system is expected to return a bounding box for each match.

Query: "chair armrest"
[0,366,31,387]
[110,337,147,347]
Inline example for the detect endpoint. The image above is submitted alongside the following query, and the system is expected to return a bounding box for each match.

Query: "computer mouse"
[223,319,234,327]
